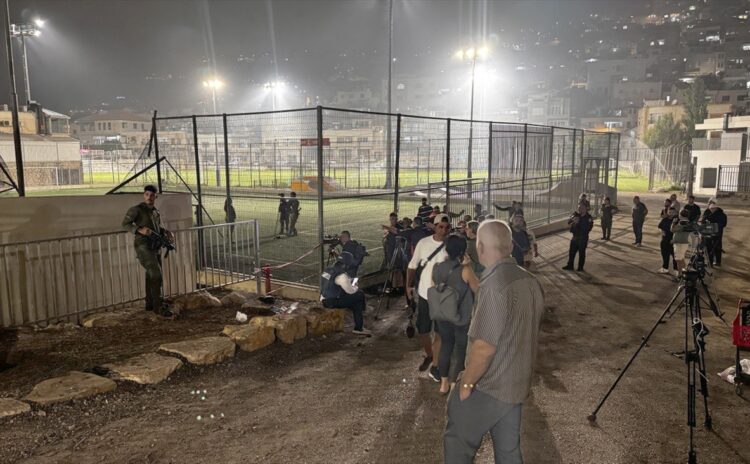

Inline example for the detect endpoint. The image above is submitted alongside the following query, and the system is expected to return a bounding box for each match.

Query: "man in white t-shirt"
[406,213,450,376]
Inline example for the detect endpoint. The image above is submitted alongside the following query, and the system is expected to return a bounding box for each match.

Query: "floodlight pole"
[3,0,24,196]
[384,0,393,189]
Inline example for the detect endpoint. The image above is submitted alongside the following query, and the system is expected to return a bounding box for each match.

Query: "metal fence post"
[547,128,554,223]
[316,106,325,276]
[578,130,585,203]
[152,111,163,193]
[605,132,612,190]
[520,124,528,206]
[394,113,401,213]
[191,116,204,227]
[446,119,451,206]
[486,122,493,215]
[253,220,261,295]
[614,133,621,203]
[223,113,230,200]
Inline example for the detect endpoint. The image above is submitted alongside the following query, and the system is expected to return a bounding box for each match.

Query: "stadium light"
[9,19,45,104]
[454,44,491,181]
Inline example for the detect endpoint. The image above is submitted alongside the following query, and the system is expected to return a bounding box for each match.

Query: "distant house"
[691,114,750,198]
[0,104,82,187]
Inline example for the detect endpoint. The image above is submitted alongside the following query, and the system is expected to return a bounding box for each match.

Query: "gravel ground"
[1,194,749,464]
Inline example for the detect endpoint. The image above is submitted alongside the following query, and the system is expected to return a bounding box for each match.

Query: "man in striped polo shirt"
[444,219,545,464]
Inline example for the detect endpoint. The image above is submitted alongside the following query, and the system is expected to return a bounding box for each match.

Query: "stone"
[249,314,306,344]
[102,353,183,385]
[221,291,247,307]
[178,292,222,311]
[223,324,275,352]
[24,371,116,405]
[82,308,139,328]
[0,398,31,418]
[304,309,347,336]
[240,303,275,318]
[159,337,235,365]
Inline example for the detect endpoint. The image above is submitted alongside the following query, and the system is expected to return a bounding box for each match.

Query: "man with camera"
[320,251,371,336]
[336,230,367,276]
[121,185,174,317]
[701,199,728,267]
[407,214,450,375]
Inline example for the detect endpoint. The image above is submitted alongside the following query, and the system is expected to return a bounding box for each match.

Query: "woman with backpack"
[429,235,479,395]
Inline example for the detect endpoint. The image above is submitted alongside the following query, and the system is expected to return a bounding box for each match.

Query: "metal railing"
[717,164,750,193]
[0,220,261,327]
[692,136,745,151]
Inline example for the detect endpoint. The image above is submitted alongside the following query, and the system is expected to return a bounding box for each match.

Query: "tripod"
[374,237,408,320]
[588,265,722,464]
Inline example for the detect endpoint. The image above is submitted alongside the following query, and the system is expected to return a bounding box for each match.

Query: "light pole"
[385,0,393,189]
[263,81,285,111]
[9,18,43,105]
[203,78,223,187]
[455,46,489,183]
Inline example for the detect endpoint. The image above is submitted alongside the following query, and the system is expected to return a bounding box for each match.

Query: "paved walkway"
[2,195,749,464]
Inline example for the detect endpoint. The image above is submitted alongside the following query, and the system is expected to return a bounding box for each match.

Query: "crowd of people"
[316,191,730,463]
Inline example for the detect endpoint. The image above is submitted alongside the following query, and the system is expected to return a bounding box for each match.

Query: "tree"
[682,77,708,143]
[643,114,686,149]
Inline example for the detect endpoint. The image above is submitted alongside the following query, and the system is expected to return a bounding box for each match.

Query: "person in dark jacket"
[683,195,701,222]
[417,197,433,220]
[659,197,673,219]
[563,204,594,271]
[277,193,289,236]
[631,196,648,246]
[657,207,679,274]
[510,214,533,266]
[701,199,728,267]
[600,196,618,240]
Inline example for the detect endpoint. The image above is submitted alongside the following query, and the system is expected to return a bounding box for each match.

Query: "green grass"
[615,172,649,193]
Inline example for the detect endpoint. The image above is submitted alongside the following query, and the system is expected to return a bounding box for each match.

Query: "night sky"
[2,0,652,115]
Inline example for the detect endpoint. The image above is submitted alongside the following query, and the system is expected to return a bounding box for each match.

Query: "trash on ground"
[235,311,248,323]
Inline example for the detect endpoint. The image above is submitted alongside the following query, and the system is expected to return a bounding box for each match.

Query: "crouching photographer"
[320,251,371,336]
[327,231,367,275]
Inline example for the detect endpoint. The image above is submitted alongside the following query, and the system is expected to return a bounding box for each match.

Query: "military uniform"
[122,203,166,312]
[288,197,300,236]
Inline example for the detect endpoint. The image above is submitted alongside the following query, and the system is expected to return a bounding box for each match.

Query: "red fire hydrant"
[262,264,272,295]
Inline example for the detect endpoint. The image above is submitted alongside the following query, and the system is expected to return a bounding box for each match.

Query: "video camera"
[322,234,341,246]
[678,221,719,238]
[147,232,176,258]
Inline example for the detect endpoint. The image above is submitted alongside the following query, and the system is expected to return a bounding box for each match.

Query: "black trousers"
[660,238,677,270]
[567,237,588,270]
[706,235,723,265]
[601,222,612,239]
[323,290,366,330]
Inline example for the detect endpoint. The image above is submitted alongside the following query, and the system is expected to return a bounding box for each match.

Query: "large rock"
[240,302,275,318]
[24,371,116,405]
[304,309,347,336]
[221,291,247,307]
[159,337,235,365]
[178,292,222,311]
[250,314,306,344]
[102,353,183,385]
[0,398,31,418]
[223,324,275,352]
[82,308,140,328]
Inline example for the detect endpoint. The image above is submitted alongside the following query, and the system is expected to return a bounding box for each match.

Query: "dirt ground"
[1,193,750,464]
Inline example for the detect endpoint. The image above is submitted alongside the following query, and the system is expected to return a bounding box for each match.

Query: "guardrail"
[717,164,750,194]
[0,220,261,327]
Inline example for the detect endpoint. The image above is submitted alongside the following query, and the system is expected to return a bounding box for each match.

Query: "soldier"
[277,193,289,236]
[122,185,174,317]
[287,191,300,236]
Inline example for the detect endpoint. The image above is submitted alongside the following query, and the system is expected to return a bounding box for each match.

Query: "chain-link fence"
[111,107,620,286]
[618,139,690,192]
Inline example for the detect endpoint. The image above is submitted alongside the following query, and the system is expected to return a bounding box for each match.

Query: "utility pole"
[3,0,24,196]
[384,0,393,189]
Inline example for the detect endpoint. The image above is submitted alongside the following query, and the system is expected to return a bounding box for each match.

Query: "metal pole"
[547,128,554,223]
[152,111,162,193]
[446,119,451,207]
[520,124,528,206]
[687,155,696,198]
[605,132,612,190]
[253,220,261,295]
[468,54,476,180]
[192,115,203,226]
[384,0,394,189]
[19,31,30,104]
[487,122,493,215]
[316,106,325,276]
[223,113,230,200]
[614,133,621,202]
[273,140,277,188]
[4,1,25,196]
[394,113,401,213]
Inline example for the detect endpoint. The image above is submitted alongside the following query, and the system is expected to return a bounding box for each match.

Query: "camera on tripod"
[322,234,341,246]
[680,221,719,238]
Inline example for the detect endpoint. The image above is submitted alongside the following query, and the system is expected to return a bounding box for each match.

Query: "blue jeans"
[632,221,644,244]
[444,389,523,464]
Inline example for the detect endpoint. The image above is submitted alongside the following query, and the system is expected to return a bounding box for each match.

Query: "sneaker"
[562,265,574,271]
[352,328,372,337]
[657,268,670,274]
[428,365,440,383]
[635,243,642,248]
[418,355,433,372]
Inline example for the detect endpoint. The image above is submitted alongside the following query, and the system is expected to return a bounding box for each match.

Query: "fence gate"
[582,157,609,214]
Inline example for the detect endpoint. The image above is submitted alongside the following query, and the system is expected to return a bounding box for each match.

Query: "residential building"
[71,110,152,146]
[586,56,658,96]
[691,114,750,197]
[636,100,733,139]
[611,80,663,105]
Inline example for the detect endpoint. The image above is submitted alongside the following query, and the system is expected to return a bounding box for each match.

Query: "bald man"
[444,220,545,464]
